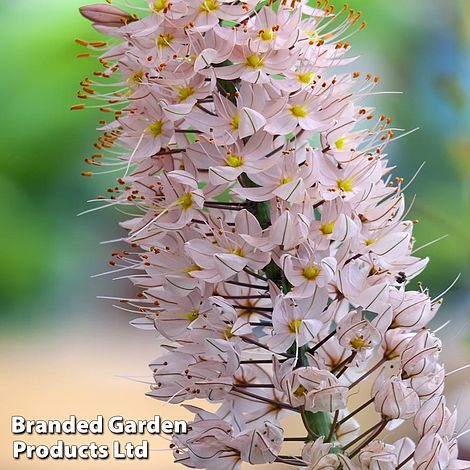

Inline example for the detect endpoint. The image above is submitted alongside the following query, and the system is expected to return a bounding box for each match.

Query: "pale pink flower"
[335,260,390,313]
[150,288,210,339]
[265,90,339,135]
[336,310,385,361]
[184,84,286,144]
[216,45,297,84]
[308,200,360,250]
[268,293,325,353]
[241,208,310,252]
[185,210,270,282]
[234,148,317,204]
[240,6,302,52]
[146,0,188,19]
[277,365,347,412]
[186,132,279,186]
[128,170,204,241]
[382,329,414,360]
[118,104,174,160]
[186,1,254,32]
[281,243,336,298]
[124,16,190,62]
[314,152,383,202]
[190,25,236,71]
[141,242,206,297]
[231,421,283,465]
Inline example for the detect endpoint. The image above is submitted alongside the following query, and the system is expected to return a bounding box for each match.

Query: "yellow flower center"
[225,154,244,168]
[296,72,315,85]
[365,239,376,247]
[280,177,293,185]
[230,113,240,130]
[148,120,164,137]
[131,69,143,84]
[186,309,200,322]
[337,179,354,192]
[320,222,335,235]
[290,105,308,118]
[231,247,245,257]
[350,336,369,350]
[224,327,234,339]
[153,0,170,12]
[288,319,302,333]
[258,28,275,41]
[335,137,346,150]
[183,265,202,275]
[302,265,320,281]
[199,0,219,13]
[177,193,193,210]
[178,86,195,102]
[294,385,307,398]
[306,30,319,41]
[245,53,265,69]
[157,33,174,48]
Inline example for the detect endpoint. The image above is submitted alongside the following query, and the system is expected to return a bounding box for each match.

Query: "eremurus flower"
[77,1,469,469]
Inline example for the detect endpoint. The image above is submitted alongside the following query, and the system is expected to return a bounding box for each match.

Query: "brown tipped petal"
[79,4,131,26]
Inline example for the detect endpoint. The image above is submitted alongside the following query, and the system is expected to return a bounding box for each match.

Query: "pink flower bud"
[410,364,445,399]
[400,330,441,379]
[414,433,450,470]
[359,441,397,470]
[383,329,414,359]
[393,438,416,470]
[372,373,420,420]
[390,290,439,329]
[414,396,457,438]
[235,422,283,465]
[79,4,132,26]
[301,437,339,469]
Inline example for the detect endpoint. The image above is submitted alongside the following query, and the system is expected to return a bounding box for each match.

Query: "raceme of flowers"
[76,0,469,468]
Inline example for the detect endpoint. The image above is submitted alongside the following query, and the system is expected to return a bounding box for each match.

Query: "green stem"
[296,346,334,442]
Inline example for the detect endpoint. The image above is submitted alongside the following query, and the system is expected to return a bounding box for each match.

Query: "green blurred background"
[0,0,469,467]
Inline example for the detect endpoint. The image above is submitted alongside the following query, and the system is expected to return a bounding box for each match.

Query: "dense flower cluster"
[76,1,469,468]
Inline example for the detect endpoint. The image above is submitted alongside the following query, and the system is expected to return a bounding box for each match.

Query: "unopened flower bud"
[410,364,445,399]
[390,290,439,329]
[414,433,450,470]
[359,441,397,470]
[79,4,133,26]
[400,329,441,379]
[414,396,457,438]
[301,437,339,469]
[393,438,415,470]
[372,372,420,420]
[383,329,414,359]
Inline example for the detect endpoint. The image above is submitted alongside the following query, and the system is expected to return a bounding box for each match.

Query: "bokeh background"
[1,0,469,468]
